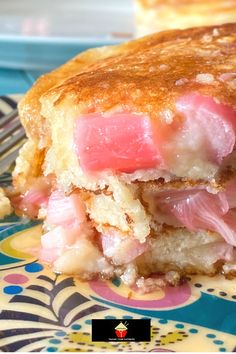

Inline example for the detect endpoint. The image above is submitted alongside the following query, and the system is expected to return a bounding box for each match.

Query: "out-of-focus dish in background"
[1,0,236,72]
[0,0,134,70]
[2,0,236,93]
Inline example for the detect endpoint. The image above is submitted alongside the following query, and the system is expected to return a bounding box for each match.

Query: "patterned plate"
[0,96,236,352]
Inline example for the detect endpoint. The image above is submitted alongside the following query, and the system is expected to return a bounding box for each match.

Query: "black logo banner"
[92,319,151,342]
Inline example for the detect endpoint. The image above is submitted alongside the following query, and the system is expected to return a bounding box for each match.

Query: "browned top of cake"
[19,23,236,144]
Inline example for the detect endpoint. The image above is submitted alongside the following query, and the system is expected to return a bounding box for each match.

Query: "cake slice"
[13,23,236,288]
[135,0,236,37]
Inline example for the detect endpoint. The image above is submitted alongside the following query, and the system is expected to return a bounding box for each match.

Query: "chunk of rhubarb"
[75,113,162,173]
[176,93,236,163]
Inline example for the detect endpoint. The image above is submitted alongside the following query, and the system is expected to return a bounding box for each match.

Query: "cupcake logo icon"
[115,321,128,338]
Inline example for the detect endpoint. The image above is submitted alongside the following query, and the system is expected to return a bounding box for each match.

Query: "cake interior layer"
[11,168,236,287]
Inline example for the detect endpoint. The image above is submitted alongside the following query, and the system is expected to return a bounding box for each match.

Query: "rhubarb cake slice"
[135,0,236,37]
[12,23,236,289]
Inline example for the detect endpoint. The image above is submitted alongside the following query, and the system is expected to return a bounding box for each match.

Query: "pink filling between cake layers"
[39,180,236,266]
[74,92,236,174]
[13,92,236,268]
[155,181,236,247]
[40,190,149,265]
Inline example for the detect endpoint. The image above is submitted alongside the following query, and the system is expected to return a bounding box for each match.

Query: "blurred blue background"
[0,0,134,94]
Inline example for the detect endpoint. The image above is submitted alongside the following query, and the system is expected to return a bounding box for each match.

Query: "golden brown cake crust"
[19,44,131,144]
[19,23,236,148]
[48,23,236,114]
